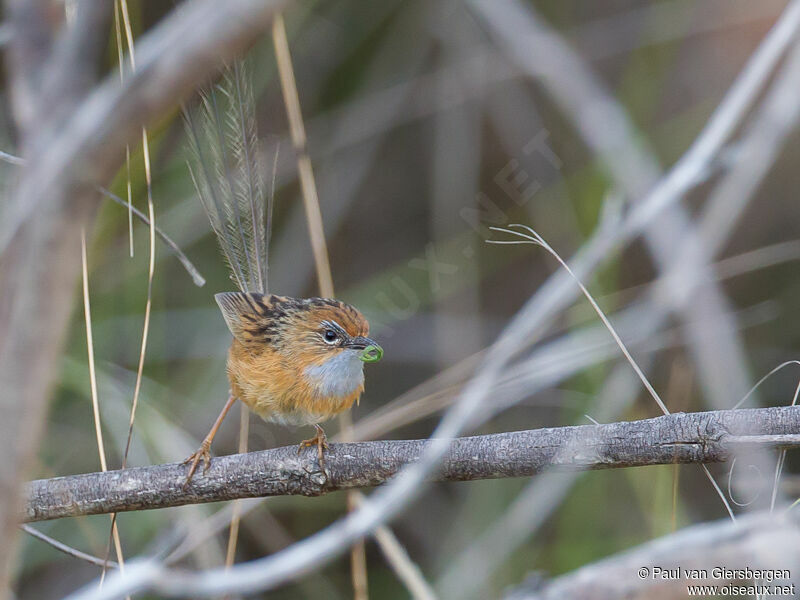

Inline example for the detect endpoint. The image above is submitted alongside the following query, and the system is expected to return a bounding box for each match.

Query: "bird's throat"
[303,350,366,399]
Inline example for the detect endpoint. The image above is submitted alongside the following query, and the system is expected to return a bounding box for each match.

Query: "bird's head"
[215,291,382,369]
[286,297,382,365]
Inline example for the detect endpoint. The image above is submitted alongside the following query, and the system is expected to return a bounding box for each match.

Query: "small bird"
[182,64,381,485]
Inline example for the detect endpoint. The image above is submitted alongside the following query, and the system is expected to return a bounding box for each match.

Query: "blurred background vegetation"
[10,0,800,598]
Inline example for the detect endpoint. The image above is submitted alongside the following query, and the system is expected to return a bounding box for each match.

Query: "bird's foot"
[298,424,329,468]
[182,441,212,489]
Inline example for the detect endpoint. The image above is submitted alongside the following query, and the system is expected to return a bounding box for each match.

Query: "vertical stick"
[224,404,249,600]
[271,14,335,299]
[81,231,127,583]
[226,405,249,568]
[113,1,134,258]
[118,0,156,472]
[271,14,368,599]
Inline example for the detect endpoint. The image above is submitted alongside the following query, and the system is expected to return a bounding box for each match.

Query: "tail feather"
[225,62,267,291]
[184,62,272,294]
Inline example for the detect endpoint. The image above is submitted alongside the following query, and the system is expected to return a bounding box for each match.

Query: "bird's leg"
[183,394,237,488]
[298,424,329,468]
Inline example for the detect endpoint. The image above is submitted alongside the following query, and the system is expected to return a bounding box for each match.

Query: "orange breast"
[226,340,363,427]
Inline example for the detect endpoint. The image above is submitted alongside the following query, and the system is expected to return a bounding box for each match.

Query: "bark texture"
[24,406,800,522]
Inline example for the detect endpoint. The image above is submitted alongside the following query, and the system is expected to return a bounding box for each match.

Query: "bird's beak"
[348,336,383,362]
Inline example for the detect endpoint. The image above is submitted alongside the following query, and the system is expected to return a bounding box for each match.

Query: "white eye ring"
[323,329,339,344]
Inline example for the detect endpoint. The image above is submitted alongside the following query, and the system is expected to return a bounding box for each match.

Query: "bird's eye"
[323,329,338,344]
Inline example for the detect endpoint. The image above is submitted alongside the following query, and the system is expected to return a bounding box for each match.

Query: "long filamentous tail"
[184,62,272,294]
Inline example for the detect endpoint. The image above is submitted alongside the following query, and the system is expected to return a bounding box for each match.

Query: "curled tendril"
[727,457,765,508]
[359,344,383,363]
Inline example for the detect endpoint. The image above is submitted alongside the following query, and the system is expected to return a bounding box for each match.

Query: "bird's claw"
[182,443,212,489]
[298,425,329,468]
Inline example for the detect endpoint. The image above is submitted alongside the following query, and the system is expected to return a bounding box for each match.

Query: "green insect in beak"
[359,344,383,363]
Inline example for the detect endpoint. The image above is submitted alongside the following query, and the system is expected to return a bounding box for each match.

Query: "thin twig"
[225,404,249,569]
[98,186,205,286]
[120,136,156,468]
[21,525,120,570]
[350,494,437,600]
[0,149,24,165]
[772,380,800,511]
[489,225,669,415]
[0,149,205,286]
[81,231,127,577]
[271,13,335,297]
[372,526,437,600]
[113,0,133,257]
[81,232,107,474]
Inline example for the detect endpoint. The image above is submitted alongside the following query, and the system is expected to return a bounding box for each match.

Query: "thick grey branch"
[24,406,800,523]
